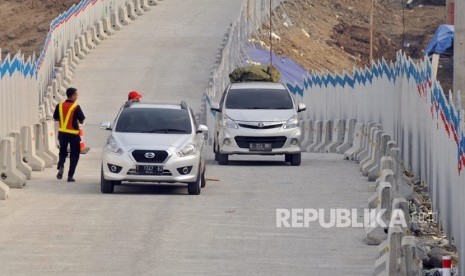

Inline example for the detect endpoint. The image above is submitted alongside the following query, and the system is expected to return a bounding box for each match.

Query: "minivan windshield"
[115,108,192,134]
[225,88,294,110]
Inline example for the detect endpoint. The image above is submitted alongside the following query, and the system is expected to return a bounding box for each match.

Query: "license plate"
[249,143,272,152]
[136,165,164,175]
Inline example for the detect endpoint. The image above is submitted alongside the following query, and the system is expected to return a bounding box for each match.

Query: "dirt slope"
[0,0,80,58]
[254,0,445,74]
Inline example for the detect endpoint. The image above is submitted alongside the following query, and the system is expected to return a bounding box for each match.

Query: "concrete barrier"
[79,35,91,54]
[354,122,376,161]
[301,120,313,150]
[0,137,27,188]
[357,124,381,162]
[41,120,59,164]
[148,0,158,6]
[110,11,123,31]
[20,125,45,171]
[140,0,151,11]
[367,134,392,181]
[96,20,110,39]
[127,1,139,20]
[374,226,404,275]
[307,120,322,152]
[314,120,332,152]
[336,118,356,154]
[74,39,85,59]
[90,26,101,46]
[400,236,423,275]
[0,180,9,200]
[65,49,78,70]
[360,129,382,172]
[325,119,345,153]
[85,30,97,49]
[133,0,145,16]
[33,123,54,168]
[8,132,32,180]
[343,122,364,160]
[361,131,388,180]
[119,6,132,25]
[366,181,392,245]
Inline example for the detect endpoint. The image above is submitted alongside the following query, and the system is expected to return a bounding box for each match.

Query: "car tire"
[217,153,228,165]
[290,153,301,166]
[200,166,206,188]
[101,167,114,194]
[285,154,291,163]
[188,168,202,195]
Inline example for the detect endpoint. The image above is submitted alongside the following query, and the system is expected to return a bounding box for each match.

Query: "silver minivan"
[211,82,306,166]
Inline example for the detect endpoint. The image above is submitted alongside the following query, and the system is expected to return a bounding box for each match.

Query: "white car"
[99,101,208,195]
[211,82,306,166]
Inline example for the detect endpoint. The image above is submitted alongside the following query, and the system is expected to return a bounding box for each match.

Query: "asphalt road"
[0,1,376,275]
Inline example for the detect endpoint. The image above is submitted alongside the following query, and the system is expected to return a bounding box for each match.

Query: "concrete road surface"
[0,1,376,275]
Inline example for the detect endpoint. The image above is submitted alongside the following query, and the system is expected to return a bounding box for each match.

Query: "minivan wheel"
[290,153,301,166]
[101,167,114,194]
[285,154,291,163]
[217,153,228,165]
[188,169,202,195]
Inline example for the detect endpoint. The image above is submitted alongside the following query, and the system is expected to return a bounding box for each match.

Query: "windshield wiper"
[148,128,189,133]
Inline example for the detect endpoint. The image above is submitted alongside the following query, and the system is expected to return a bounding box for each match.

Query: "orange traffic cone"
[79,129,90,154]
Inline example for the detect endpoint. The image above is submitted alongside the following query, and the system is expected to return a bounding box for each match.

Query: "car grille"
[132,150,169,163]
[238,123,283,129]
[127,169,173,176]
[234,136,287,149]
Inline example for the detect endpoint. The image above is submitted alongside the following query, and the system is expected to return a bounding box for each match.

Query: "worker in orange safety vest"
[53,87,86,182]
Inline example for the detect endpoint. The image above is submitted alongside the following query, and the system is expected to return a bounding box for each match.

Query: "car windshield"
[115,108,192,134]
[225,88,294,110]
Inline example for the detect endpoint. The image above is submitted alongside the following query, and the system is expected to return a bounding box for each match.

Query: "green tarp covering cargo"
[229,65,281,83]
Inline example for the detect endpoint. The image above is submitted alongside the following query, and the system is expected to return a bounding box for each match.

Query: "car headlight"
[105,136,123,155]
[283,115,299,129]
[177,143,197,157]
[223,114,239,129]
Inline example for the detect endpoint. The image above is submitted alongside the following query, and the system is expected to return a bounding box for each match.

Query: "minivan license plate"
[136,165,164,175]
[249,143,272,152]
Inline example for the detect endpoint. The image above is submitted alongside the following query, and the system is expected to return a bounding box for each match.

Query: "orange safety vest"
[58,102,80,135]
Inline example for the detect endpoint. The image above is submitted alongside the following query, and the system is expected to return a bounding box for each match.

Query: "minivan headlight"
[283,115,299,129]
[223,114,239,129]
[105,136,123,155]
[177,143,197,157]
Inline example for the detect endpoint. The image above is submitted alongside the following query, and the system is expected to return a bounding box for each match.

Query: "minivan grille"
[238,123,283,129]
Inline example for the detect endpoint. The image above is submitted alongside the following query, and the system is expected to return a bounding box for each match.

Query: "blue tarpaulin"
[425,24,454,56]
[244,44,308,85]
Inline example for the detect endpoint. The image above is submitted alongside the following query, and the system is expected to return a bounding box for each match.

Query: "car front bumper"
[102,150,200,183]
[217,126,302,155]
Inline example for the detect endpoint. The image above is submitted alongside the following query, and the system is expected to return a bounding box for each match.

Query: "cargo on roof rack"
[229,65,281,83]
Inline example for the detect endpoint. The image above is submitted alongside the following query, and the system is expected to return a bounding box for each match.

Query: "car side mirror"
[197,125,208,140]
[297,103,307,112]
[210,102,221,113]
[99,121,112,130]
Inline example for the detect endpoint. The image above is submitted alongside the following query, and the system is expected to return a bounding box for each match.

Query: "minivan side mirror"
[197,124,208,134]
[297,103,307,112]
[210,102,221,113]
[99,121,112,130]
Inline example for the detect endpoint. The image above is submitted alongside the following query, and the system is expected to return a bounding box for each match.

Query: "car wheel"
[285,154,291,163]
[290,153,301,166]
[188,169,202,195]
[217,153,228,165]
[200,166,206,188]
[100,167,114,194]
[213,141,218,160]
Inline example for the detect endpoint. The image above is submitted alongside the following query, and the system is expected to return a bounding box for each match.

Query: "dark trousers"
[57,133,81,178]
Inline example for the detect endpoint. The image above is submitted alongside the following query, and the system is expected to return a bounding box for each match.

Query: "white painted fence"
[0,0,136,140]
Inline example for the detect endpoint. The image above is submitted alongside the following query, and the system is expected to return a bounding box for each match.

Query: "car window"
[115,108,192,134]
[225,88,294,110]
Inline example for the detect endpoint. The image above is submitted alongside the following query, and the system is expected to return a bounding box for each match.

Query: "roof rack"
[180,100,188,110]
